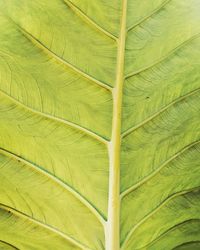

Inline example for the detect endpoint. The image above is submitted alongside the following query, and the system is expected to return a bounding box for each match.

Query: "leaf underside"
[0,0,200,249]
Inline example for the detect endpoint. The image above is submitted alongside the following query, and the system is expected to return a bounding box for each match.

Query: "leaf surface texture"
[0,0,200,249]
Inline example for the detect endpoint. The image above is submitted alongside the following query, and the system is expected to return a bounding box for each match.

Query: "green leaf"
[0,0,200,249]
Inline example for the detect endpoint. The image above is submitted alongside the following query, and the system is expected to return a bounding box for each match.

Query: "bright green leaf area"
[0,0,200,249]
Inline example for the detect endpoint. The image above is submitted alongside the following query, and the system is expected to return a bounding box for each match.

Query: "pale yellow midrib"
[106,1,127,250]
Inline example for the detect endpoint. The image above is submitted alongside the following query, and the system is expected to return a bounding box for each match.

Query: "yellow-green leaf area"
[0,0,200,249]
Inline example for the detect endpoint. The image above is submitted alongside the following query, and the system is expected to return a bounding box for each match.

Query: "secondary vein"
[0,147,106,227]
[0,204,92,250]
[0,89,108,145]
[63,0,118,41]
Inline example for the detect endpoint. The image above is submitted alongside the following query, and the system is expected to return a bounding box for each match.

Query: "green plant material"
[0,0,200,249]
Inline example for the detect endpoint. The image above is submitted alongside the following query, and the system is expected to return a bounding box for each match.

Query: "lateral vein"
[0,240,19,250]
[63,0,118,41]
[0,147,106,227]
[8,17,113,92]
[121,140,200,198]
[125,32,200,79]
[135,219,200,250]
[0,204,92,250]
[121,187,200,249]
[121,88,200,138]
[0,89,109,145]
[127,0,172,32]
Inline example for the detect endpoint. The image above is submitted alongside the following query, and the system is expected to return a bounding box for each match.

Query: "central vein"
[106,1,127,250]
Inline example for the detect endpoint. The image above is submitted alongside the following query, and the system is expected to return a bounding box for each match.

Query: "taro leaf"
[0,0,200,249]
